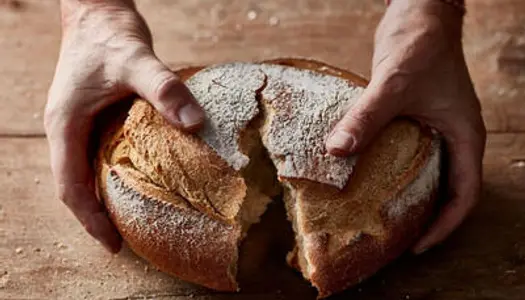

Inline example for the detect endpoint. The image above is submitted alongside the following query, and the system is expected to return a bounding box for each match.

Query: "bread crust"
[103,170,240,291]
[294,139,441,298]
[266,59,441,298]
[95,92,242,291]
[95,58,441,297]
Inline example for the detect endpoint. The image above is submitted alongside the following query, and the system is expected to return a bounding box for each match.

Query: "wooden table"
[1,1,524,299]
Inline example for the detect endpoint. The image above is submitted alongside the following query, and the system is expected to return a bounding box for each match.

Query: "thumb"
[125,50,205,131]
[326,81,404,156]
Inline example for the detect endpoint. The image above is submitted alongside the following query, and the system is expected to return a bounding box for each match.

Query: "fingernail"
[159,82,205,129]
[177,102,205,129]
[326,129,355,153]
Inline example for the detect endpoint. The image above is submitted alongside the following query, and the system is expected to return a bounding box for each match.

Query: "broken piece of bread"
[95,58,441,298]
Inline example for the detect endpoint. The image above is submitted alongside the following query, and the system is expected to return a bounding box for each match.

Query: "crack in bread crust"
[95,58,442,299]
[187,63,267,171]
[183,62,365,189]
[122,100,248,222]
[258,64,364,189]
[285,133,441,298]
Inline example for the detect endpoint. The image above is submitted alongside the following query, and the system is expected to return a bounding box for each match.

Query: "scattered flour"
[0,272,9,289]
[268,16,280,26]
[247,10,257,21]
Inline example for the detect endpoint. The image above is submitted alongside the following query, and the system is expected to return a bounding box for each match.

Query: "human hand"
[44,0,205,253]
[326,0,486,254]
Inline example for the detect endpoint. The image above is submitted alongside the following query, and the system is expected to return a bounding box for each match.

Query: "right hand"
[44,0,205,253]
[326,0,485,254]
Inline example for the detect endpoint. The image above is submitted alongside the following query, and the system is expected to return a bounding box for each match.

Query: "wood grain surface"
[1,0,524,299]
[0,0,524,134]
[1,134,524,299]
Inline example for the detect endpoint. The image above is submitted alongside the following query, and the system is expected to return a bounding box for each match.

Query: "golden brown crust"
[306,191,436,299]
[304,194,438,299]
[95,65,249,291]
[288,137,440,298]
[95,58,441,297]
[264,59,441,298]
[96,100,243,291]
[123,100,248,222]
[102,170,240,291]
[261,57,369,86]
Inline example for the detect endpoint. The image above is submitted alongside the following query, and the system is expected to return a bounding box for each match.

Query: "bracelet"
[385,0,466,15]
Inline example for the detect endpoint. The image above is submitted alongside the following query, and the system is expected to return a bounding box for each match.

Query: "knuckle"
[43,102,72,138]
[150,71,180,102]
[44,89,62,132]
[377,70,411,97]
[338,109,375,140]
[44,79,88,135]
[56,185,70,206]
[117,42,151,67]
[44,83,96,137]
[43,103,68,134]
[352,109,376,129]
[120,46,182,104]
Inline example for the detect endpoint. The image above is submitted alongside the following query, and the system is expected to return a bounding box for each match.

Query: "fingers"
[325,76,406,156]
[124,49,205,131]
[44,108,122,253]
[59,183,123,254]
[412,119,486,254]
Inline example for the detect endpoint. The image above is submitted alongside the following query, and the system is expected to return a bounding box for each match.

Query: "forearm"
[386,0,464,9]
[382,0,465,43]
[386,0,465,23]
[60,0,135,9]
[59,0,136,30]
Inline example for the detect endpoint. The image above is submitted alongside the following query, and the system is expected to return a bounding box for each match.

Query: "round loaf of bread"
[95,58,442,298]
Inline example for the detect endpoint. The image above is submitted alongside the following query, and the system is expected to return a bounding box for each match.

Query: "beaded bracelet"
[385,0,466,15]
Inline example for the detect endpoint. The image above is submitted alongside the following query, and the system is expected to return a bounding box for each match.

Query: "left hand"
[45,0,205,253]
[325,0,486,254]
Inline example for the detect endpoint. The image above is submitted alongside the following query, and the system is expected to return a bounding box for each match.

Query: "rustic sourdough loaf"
[95,58,441,298]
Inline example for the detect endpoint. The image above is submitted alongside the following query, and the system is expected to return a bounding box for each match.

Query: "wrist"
[387,0,464,38]
[386,0,464,11]
[412,0,465,18]
[59,0,136,31]
[388,0,465,17]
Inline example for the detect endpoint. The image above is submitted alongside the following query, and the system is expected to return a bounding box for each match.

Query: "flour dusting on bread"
[186,63,266,171]
[187,62,364,189]
[385,137,441,219]
[259,64,364,189]
[106,171,238,251]
[105,171,240,289]
[96,59,442,298]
